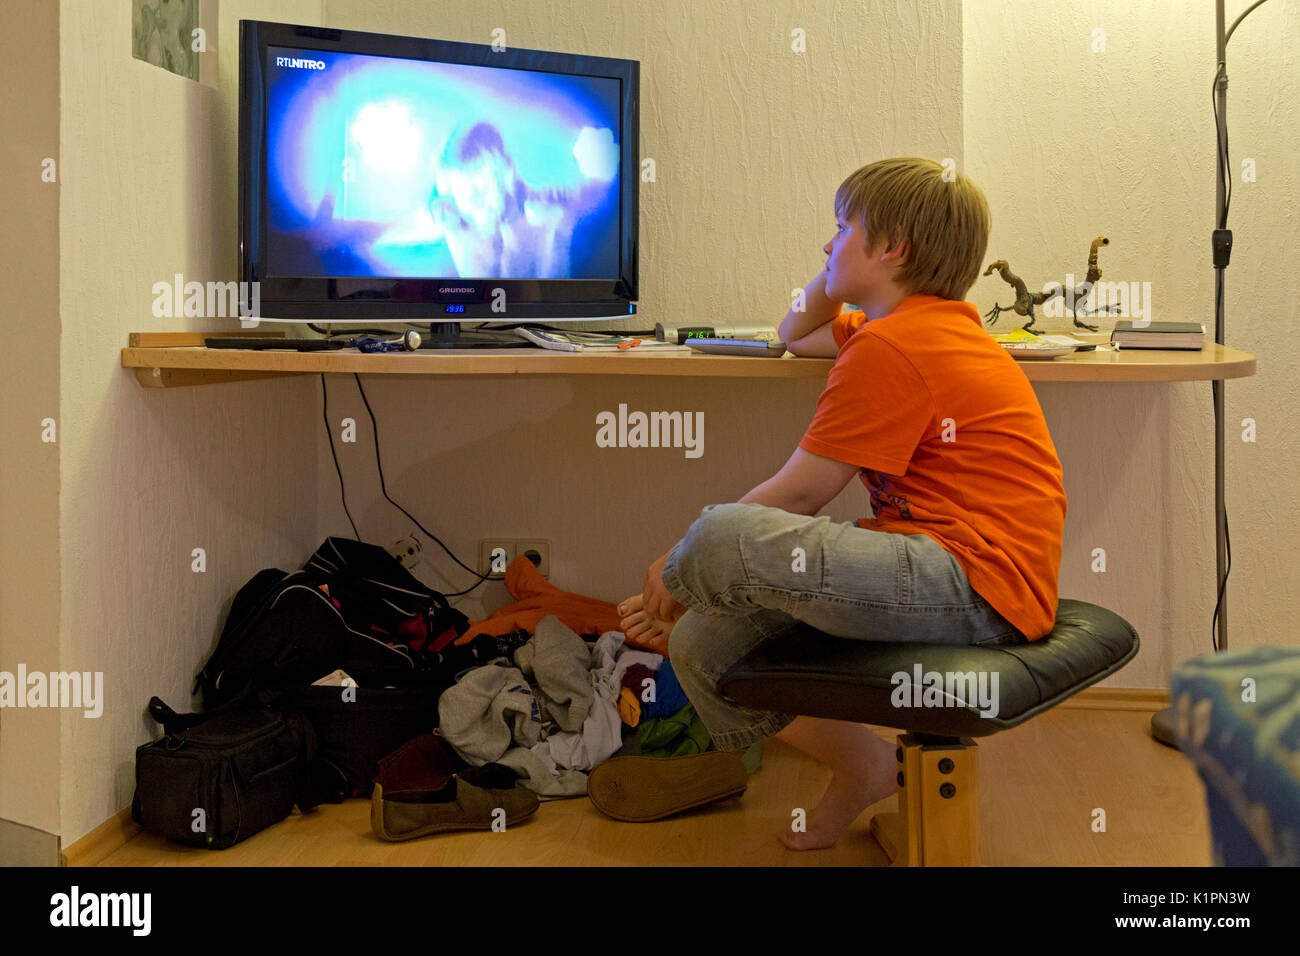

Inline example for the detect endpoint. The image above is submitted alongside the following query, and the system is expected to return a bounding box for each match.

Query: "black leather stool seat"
[719,598,1139,738]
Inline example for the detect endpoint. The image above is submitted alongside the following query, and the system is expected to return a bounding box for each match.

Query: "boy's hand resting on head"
[616,551,686,657]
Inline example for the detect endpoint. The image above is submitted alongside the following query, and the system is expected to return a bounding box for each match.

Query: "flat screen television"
[238,20,639,345]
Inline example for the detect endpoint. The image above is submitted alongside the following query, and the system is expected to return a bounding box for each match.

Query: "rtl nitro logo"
[276,56,325,70]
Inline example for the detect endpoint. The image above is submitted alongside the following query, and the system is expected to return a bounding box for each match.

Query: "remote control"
[684,337,788,357]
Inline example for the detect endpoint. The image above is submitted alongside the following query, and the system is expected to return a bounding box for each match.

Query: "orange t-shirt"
[798,293,1067,640]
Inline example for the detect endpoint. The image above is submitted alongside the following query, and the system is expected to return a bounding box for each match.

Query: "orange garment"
[798,293,1067,640]
[617,687,642,727]
[453,554,626,645]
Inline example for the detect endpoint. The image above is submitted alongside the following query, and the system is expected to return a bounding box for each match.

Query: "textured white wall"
[964,0,1300,683]
[0,0,61,841]
[313,0,965,618]
[56,0,325,846]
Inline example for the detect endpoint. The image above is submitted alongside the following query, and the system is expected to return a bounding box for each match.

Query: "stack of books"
[1110,320,1205,350]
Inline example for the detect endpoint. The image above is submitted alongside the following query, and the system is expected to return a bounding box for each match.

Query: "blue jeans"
[660,502,1027,752]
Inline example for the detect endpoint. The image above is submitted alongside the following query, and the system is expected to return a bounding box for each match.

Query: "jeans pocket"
[969,596,1026,647]
[973,628,1026,647]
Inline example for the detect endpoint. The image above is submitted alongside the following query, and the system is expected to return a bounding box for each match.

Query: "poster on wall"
[132,0,218,86]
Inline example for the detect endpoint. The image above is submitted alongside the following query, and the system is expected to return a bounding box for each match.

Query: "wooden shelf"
[121,331,1257,388]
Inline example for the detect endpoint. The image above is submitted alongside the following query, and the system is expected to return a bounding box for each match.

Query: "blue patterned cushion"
[1171,646,1300,866]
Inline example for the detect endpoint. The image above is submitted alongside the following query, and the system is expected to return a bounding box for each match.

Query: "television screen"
[265,46,622,281]
[239,21,639,322]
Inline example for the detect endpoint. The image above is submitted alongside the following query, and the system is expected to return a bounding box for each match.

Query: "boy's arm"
[783,321,838,358]
[640,449,859,621]
[738,447,859,516]
[779,269,844,357]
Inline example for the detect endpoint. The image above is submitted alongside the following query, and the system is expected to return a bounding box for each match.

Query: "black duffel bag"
[272,681,444,800]
[132,695,319,849]
[266,629,523,800]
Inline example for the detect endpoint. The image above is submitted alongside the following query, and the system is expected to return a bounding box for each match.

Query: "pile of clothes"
[433,555,713,797]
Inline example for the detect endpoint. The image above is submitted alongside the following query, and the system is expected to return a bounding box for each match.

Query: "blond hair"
[835,158,991,301]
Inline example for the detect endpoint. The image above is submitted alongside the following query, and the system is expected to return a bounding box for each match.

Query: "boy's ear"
[881,230,909,263]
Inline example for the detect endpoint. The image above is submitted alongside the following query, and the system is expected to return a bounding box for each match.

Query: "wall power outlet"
[387,536,422,570]
[516,539,551,578]
[478,539,514,579]
[478,539,551,579]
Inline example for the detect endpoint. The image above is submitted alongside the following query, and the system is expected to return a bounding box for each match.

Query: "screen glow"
[265,46,621,280]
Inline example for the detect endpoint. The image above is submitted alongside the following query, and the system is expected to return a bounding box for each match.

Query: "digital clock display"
[445,304,465,314]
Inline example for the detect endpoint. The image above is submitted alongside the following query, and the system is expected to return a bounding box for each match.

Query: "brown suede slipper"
[587,752,748,822]
[371,778,540,842]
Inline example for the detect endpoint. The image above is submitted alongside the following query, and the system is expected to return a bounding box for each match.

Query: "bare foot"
[780,726,899,851]
[617,593,683,656]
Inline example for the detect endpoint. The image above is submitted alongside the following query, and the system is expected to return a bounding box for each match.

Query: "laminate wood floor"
[97,706,1212,866]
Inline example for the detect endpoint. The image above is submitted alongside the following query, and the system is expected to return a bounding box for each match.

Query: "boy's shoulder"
[837,294,983,352]
[873,294,982,333]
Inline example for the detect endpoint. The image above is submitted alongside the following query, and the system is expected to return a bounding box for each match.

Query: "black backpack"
[195,537,471,709]
[193,538,483,799]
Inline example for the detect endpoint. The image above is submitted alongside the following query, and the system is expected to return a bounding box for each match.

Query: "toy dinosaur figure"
[983,237,1120,333]
[1068,236,1124,328]
[981,261,1057,334]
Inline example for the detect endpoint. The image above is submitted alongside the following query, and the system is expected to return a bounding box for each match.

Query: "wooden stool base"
[869,733,980,866]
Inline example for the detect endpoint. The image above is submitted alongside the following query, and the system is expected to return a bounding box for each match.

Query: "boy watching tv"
[610,157,1067,850]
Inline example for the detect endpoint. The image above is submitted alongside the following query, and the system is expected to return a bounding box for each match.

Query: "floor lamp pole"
[1151,0,1232,748]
